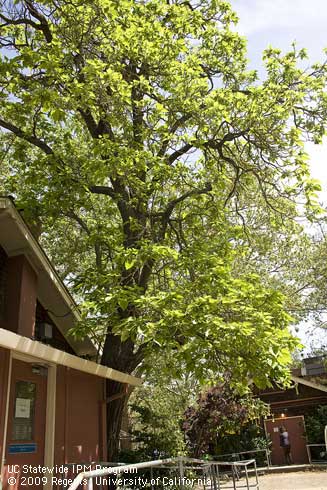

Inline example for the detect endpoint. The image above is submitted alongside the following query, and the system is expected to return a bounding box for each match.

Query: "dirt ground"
[257,470,327,490]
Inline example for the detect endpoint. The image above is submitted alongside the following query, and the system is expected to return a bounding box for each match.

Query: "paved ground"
[218,470,327,490]
[257,471,327,490]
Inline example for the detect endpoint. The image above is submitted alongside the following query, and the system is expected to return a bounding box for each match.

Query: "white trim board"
[44,364,56,490]
[0,352,12,485]
[0,328,142,387]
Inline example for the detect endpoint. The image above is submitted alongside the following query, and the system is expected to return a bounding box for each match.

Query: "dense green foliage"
[126,385,187,460]
[1,0,327,455]
[121,353,197,460]
[213,422,270,463]
[305,405,327,444]
[124,359,269,462]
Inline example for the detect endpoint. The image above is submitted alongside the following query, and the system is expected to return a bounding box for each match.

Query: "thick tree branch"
[0,13,42,32]
[205,129,249,151]
[131,84,143,145]
[0,117,54,155]
[97,118,115,140]
[166,182,212,212]
[78,109,115,140]
[156,182,212,240]
[166,130,248,166]
[66,209,104,270]
[24,0,53,42]
[66,210,90,234]
[157,113,192,158]
[77,109,100,138]
[168,143,193,164]
[0,2,52,43]
[89,185,116,198]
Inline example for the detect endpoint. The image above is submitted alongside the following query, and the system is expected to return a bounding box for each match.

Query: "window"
[12,381,36,441]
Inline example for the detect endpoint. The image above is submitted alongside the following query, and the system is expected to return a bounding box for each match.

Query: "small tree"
[183,380,268,457]
[123,353,198,461]
[127,385,187,460]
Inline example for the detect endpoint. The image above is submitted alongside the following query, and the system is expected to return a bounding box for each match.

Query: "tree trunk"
[106,379,128,461]
[101,332,142,461]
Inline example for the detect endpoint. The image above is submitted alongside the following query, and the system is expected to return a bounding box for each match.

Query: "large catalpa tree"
[1,0,327,458]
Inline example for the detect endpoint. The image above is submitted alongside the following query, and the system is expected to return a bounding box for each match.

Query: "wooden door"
[3,359,47,490]
[265,416,309,465]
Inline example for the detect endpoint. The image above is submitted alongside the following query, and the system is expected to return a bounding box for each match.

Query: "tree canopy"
[1,0,327,457]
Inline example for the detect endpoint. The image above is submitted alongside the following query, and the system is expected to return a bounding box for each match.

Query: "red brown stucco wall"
[0,347,10,469]
[55,366,107,465]
[6,255,37,338]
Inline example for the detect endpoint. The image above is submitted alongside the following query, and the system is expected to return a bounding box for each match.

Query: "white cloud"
[233,0,327,36]
[230,0,327,349]
[306,141,327,205]
[231,1,327,205]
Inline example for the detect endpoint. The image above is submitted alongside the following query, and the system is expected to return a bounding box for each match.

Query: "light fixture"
[38,322,53,340]
[32,364,48,376]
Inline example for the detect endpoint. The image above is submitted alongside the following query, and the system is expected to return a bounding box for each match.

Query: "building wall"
[0,246,8,328]
[35,301,76,354]
[258,383,327,418]
[6,255,37,338]
[0,347,10,468]
[0,354,107,490]
[55,366,107,465]
[264,416,309,465]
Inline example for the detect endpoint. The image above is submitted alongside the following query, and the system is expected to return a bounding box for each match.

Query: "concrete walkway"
[258,470,327,489]
[218,469,327,490]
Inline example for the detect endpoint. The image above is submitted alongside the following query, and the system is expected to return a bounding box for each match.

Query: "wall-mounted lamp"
[32,364,48,376]
[38,322,53,341]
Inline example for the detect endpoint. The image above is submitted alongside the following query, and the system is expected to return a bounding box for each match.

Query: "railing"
[306,444,327,464]
[57,462,125,490]
[212,449,271,468]
[66,456,260,490]
[204,459,259,490]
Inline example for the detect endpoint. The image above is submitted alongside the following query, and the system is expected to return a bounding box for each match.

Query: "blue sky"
[233,0,327,204]
[234,0,327,62]
[232,1,327,350]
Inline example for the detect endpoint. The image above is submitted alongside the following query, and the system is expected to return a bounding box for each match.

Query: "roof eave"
[0,328,142,386]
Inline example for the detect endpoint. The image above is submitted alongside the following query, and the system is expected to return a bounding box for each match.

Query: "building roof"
[0,196,95,356]
[292,375,327,393]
